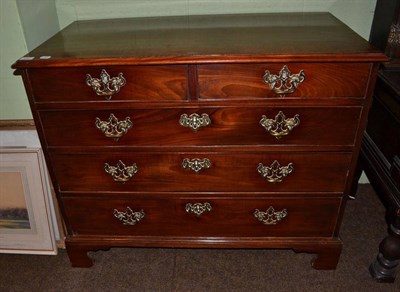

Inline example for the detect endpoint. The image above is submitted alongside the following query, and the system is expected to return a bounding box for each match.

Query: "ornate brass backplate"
[182,158,212,173]
[263,65,305,96]
[257,160,293,183]
[113,207,145,225]
[104,160,138,183]
[185,202,212,216]
[254,206,287,225]
[259,111,300,139]
[86,69,126,100]
[95,113,133,141]
[179,113,211,131]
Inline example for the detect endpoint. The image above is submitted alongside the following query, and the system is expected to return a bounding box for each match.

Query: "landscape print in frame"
[0,148,57,254]
[0,171,31,230]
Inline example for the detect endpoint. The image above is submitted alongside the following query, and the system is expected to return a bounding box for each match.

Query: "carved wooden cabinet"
[12,13,386,268]
[356,0,400,282]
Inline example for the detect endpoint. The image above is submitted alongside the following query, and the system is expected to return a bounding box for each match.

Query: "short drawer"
[28,65,188,102]
[62,196,341,237]
[39,106,361,147]
[198,63,371,99]
[50,152,351,193]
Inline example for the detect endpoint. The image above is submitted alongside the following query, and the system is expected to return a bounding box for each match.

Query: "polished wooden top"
[12,13,386,68]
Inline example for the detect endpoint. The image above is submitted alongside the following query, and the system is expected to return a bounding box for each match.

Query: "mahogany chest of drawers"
[12,13,386,268]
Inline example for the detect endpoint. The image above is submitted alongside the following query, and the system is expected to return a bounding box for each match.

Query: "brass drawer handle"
[95,114,133,141]
[262,65,305,96]
[86,69,126,100]
[182,158,211,173]
[257,160,293,183]
[254,206,287,225]
[179,113,211,131]
[104,160,138,183]
[185,202,212,216]
[114,207,145,225]
[260,111,300,139]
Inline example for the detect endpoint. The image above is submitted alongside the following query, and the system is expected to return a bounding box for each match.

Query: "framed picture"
[0,148,57,254]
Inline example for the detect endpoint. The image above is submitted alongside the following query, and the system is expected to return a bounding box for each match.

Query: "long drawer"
[198,63,371,99]
[39,106,361,147]
[28,66,188,102]
[62,196,341,237]
[50,152,351,193]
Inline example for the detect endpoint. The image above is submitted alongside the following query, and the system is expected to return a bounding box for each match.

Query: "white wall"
[330,0,377,40]
[0,0,59,120]
[0,0,31,120]
[16,0,60,51]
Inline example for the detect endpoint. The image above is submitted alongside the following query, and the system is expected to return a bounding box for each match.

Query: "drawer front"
[198,63,371,99]
[40,106,361,147]
[50,152,351,192]
[62,196,341,237]
[28,66,188,102]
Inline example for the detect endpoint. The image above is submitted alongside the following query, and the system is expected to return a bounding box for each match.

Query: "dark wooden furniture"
[12,13,385,268]
[362,70,400,282]
[369,0,400,66]
[353,0,400,283]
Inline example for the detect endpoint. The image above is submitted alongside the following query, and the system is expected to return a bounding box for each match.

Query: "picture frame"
[0,148,57,254]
